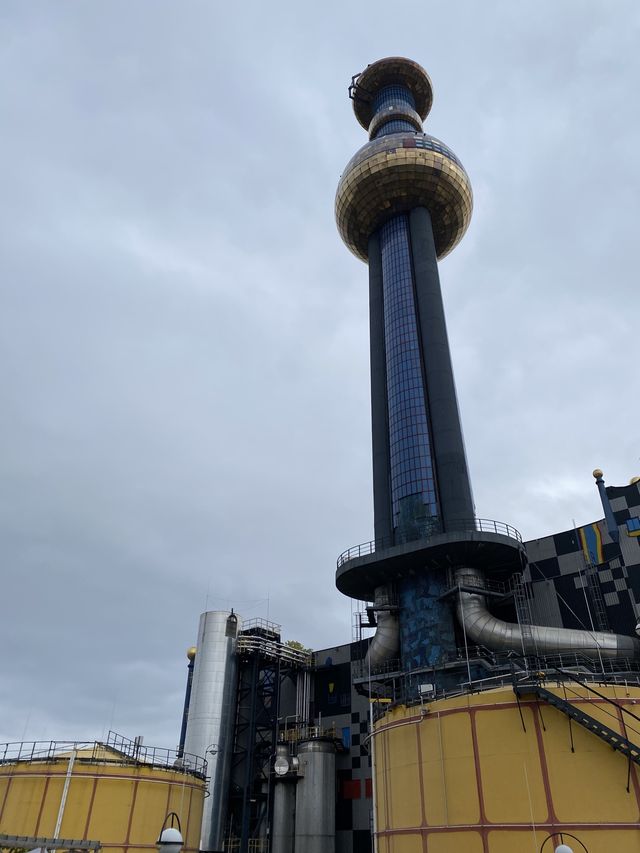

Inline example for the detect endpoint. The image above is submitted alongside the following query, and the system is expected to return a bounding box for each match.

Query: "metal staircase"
[514,682,640,766]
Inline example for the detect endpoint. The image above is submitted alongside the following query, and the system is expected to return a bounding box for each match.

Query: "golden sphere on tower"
[187,646,197,661]
[592,468,604,479]
[335,56,472,263]
[630,476,640,485]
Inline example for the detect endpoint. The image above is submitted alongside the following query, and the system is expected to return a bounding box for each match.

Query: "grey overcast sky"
[1,1,639,748]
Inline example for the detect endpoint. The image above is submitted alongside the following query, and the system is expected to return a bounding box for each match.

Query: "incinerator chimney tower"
[334,57,639,673]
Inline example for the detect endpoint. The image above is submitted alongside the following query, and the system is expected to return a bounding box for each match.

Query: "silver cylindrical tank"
[184,610,239,852]
[294,739,336,853]
[271,744,296,853]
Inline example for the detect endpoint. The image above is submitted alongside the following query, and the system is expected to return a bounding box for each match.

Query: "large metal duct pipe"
[455,568,640,659]
[294,739,336,853]
[183,610,239,852]
[365,584,399,671]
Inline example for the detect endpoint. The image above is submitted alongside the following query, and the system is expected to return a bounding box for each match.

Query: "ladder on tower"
[511,572,535,654]
[514,682,640,766]
[583,559,611,632]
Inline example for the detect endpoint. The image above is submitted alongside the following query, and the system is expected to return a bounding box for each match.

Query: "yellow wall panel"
[58,776,95,839]
[429,831,484,852]
[419,715,447,827]
[476,706,547,824]
[540,698,639,823]
[86,776,135,843]
[388,832,422,853]
[1,774,46,834]
[577,829,640,853]
[386,726,422,828]
[487,829,543,852]
[375,769,389,831]
[377,834,390,853]
[128,778,168,844]
[440,712,480,825]
[183,788,203,853]
[0,778,9,820]
[39,777,68,836]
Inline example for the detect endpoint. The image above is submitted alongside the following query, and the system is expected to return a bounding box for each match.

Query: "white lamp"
[540,834,585,853]
[157,813,183,853]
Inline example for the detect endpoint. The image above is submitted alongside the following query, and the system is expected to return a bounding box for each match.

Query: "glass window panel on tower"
[380,214,439,541]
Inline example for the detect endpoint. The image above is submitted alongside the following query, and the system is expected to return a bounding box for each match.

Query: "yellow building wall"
[0,759,204,853]
[373,683,640,853]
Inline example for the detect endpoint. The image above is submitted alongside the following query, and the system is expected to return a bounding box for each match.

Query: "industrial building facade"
[154,477,640,853]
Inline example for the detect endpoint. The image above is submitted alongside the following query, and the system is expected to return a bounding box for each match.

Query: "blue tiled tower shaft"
[366,87,473,545]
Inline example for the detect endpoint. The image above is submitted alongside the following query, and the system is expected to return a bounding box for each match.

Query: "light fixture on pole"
[157,812,183,853]
[540,832,589,853]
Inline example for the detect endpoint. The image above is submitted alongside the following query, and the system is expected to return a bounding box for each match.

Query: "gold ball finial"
[187,646,197,661]
[593,468,604,480]
[630,476,640,485]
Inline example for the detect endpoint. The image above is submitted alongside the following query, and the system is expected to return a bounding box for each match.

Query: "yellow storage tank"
[373,682,640,853]
[0,735,205,853]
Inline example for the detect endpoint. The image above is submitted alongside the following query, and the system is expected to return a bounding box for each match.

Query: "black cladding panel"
[553,529,581,556]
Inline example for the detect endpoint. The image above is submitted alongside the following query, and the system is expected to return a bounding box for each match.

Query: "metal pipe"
[271,744,296,853]
[365,584,399,670]
[53,748,76,841]
[177,648,195,758]
[455,568,640,659]
[594,469,619,543]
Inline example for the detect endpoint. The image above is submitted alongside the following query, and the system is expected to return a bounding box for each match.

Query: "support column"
[368,232,393,543]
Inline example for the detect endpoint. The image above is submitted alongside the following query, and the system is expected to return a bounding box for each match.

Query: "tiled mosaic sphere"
[335,132,473,262]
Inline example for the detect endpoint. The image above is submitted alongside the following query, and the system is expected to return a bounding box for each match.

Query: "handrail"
[0,733,207,778]
[555,667,640,728]
[337,517,523,568]
[236,635,312,667]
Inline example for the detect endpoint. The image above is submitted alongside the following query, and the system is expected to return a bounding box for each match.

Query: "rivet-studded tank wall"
[183,610,239,853]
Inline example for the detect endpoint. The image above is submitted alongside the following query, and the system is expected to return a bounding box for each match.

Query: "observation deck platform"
[336,518,526,601]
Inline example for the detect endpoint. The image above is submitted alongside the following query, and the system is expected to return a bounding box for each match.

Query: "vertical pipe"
[271,745,296,853]
[369,702,378,853]
[53,749,76,840]
[240,654,260,853]
[594,470,619,543]
[178,648,196,758]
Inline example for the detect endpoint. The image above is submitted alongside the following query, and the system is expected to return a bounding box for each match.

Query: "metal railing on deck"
[0,731,207,778]
[337,517,523,568]
[237,635,312,667]
[224,839,267,852]
[282,723,337,744]
[356,645,640,710]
